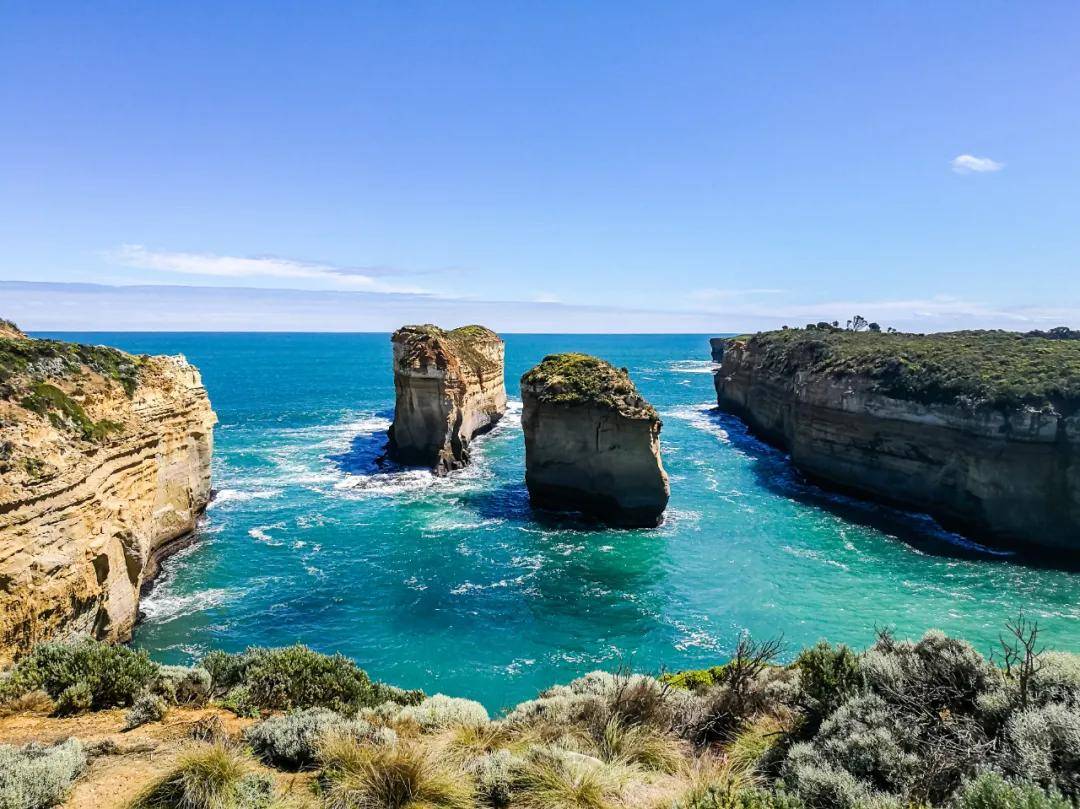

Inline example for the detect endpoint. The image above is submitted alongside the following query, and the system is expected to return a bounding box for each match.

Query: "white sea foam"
[662,404,730,443]
[140,587,238,622]
[210,488,283,507]
[668,359,719,374]
[249,525,285,546]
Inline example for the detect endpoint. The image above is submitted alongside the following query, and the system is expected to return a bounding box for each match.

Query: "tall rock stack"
[388,325,508,474]
[0,322,216,665]
[520,353,669,527]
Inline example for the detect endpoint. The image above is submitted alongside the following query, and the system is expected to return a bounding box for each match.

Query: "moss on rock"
[520,353,657,418]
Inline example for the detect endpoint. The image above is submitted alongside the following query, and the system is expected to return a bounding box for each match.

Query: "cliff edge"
[0,323,216,665]
[521,353,669,527]
[713,327,1080,551]
[388,325,507,474]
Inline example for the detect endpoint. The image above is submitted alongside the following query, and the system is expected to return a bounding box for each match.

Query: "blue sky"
[2,2,1078,332]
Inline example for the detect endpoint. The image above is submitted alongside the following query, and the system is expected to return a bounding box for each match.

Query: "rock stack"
[520,353,669,527]
[388,325,508,474]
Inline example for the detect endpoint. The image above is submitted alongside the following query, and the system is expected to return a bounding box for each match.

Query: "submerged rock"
[713,328,1080,552]
[388,325,507,474]
[520,353,669,527]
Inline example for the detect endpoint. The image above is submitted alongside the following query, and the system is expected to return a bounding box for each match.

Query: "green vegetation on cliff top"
[393,324,501,376]
[521,352,658,418]
[0,327,144,396]
[734,328,1080,411]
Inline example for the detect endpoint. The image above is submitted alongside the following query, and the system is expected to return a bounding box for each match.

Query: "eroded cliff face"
[714,335,1080,551]
[0,329,215,665]
[388,325,507,474]
[521,354,669,528]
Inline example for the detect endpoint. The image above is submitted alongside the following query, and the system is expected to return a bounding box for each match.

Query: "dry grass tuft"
[318,735,473,809]
[515,748,628,809]
[129,741,273,809]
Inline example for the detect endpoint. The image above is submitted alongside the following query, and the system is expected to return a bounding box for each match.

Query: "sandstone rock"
[388,325,507,474]
[709,337,726,363]
[0,318,26,340]
[520,353,669,527]
[0,330,216,665]
[713,331,1080,552]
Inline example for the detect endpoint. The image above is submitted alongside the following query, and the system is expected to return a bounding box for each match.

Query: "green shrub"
[951,773,1073,809]
[244,708,394,770]
[371,683,426,707]
[1028,654,1080,709]
[1002,703,1080,797]
[795,642,863,731]
[131,743,274,809]
[397,694,490,731]
[0,738,86,809]
[125,693,169,730]
[220,686,259,718]
[152,665,212,707]
[0,639,158,713]
[201,645,379,714]
[781,742,871,809]
[812,694,919,795]
[55,681,93,715]
[662,666,729,692]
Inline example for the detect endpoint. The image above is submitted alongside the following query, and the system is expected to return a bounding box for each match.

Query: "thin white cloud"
[532,292,562,304]
[951,154,1004,174]
[694,288,787,301]
[107,244,430,294]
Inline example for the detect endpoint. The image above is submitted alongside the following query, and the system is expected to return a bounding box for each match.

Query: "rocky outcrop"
[713,329,1080,552]
[521,353,669,527]
[710,337,726,363]
[388,325,507,474]
[0,325,216,665]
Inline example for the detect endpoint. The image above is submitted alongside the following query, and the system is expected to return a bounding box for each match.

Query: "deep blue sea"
[43,333,1080,711]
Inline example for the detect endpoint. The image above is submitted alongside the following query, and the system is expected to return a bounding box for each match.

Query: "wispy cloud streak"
[107,244,431,293]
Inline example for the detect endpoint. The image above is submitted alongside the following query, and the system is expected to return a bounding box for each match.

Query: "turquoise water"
[45,333,1080,711]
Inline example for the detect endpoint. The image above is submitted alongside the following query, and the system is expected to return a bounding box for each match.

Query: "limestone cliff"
[713,328,1080,552]
[521,353,669,527]
[0,324,216,665]
[709,337,726,363]
[388,325,507,474]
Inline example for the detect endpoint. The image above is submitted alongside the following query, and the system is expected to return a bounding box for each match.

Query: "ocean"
[43,332,1080,711]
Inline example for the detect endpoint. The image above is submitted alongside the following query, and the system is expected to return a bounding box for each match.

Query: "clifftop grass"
[731,328,1080,411]
[521,353,658,418]
[393,324,502,376]
[0,331,144,396]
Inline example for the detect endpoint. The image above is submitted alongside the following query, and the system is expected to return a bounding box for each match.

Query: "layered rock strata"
[0,325,216,665]
[388,325,507,474]
[521,353,669,527]
[713,329,1080,551]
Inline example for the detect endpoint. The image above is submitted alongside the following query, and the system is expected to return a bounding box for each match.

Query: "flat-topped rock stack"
[0,320,216,665]
[388,324,508,474]
[520,353,669,527]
